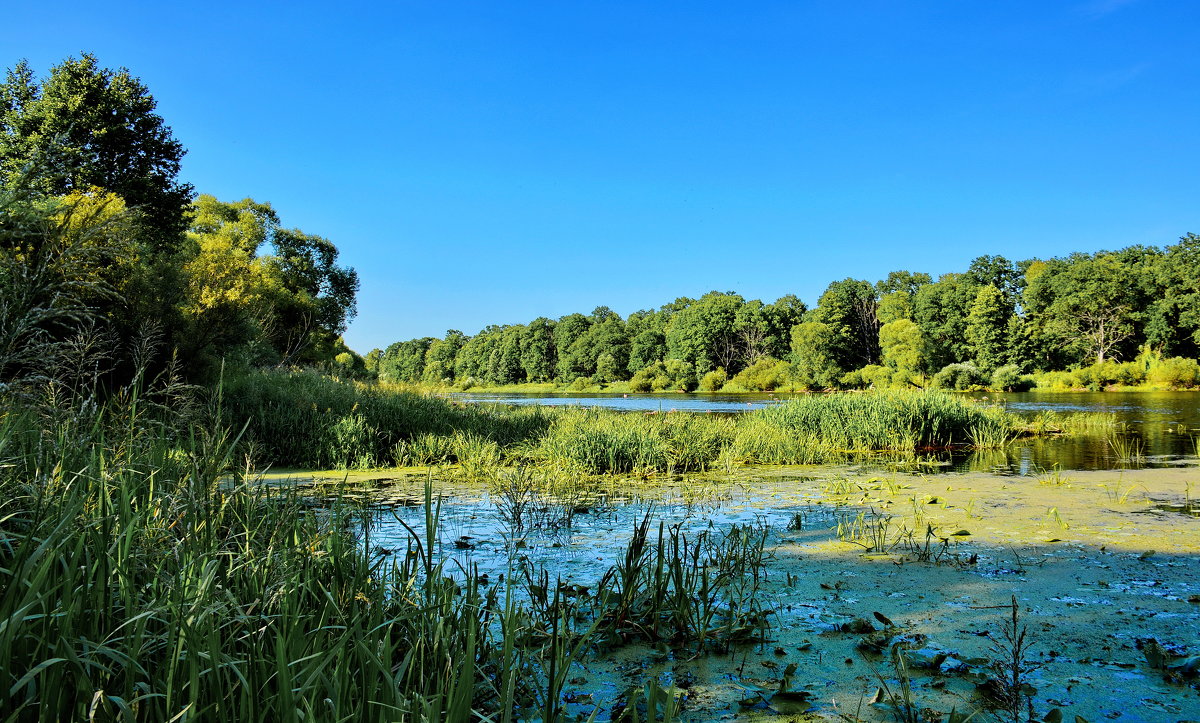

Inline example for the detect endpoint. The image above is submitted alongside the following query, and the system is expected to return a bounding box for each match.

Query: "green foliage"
[989,364,1030,392]
[537,408,733,473]
[1146,355,1200,389]
[805,278,880,370]
[698,367,728,391]
[840,364,893,389]
[912,273,978,372]
[878,318,927,385]
[930,362,987,391]
[220,368,557,468]
[751,389,1013,452]
[789,321,843,389]
[727,357,791,391]
[665,291,743,374]
[965,284,1011,372]
[1,55,193,244]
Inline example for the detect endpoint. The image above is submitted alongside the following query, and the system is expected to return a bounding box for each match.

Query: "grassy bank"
[221,370,1033,473]
[3,384,776,720]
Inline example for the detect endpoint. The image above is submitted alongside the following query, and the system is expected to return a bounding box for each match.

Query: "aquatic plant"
[983,597,1039,723]
[590,511,772,653]
[536,408,733,474]
[751,389,1014,453]
[1107,432,1145,466]
[836,509,901,553]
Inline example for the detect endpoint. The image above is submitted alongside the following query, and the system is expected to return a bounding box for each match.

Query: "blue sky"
[4,1,1198,353]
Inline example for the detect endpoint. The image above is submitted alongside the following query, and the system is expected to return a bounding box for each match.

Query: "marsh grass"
[755,390,1014,452]
[224,373,1035,474]
[836,509,902,553]
[590,511,772,653]
[1107,432,1146,466]
[1020,410,1118,436]
[222,368,560,469]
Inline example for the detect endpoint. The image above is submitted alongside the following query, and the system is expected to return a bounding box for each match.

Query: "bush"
[989,364,1030,392]
[930,362,986,391]
[840,364,892,389]
[1147,356,1200,389]
[728,358,791,391]
[1031,369,1080,390]
[698,367,728,392]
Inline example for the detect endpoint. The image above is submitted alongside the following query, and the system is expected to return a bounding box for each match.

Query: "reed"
[749,389,1014,453]
[590,511,772,653]
[0,389,590,721]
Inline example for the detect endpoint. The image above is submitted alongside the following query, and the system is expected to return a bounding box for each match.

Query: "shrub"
[989,364,1030,391]
[930,362,986,391]
[1147,356,1200,389]
[729,358,791,391]
[1031,369,1080,390]
[698,367,728,392]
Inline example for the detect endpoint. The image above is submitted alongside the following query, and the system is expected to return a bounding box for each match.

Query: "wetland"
[263,390,1200,722]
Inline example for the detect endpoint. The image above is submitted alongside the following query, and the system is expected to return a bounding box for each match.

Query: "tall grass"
[220,368,559,468]
[222,375,1033,473]
[749,389,1015,453]
[535,408,733,474]
[0,389,608,721]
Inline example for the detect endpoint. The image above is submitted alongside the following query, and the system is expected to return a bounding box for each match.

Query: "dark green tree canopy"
[1,55,193,247]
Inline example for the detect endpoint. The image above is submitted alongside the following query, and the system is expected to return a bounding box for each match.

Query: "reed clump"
[589,512,772,653]
[0,388,592,721]
[221,367,559,468]
[748,389,1015,453]
[535,408,734,474]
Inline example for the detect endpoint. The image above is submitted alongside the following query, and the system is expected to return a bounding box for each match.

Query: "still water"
[447,390,1200,472]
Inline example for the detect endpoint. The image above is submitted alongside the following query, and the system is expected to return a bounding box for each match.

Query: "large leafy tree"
[1,55,193,246]
[181,195,358,372]
[519,317,556,382]
[665,291,743,374]
[912,273,977,371]
[964,285,1011,373]
[1023,252,1148,366]
[260,227,359,364]
[805,279,879,371]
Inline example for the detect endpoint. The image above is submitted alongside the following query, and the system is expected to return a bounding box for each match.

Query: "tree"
[879,319,927,386]
[520,317,556,382]
[423,330,465,383]
[260,227,359,364]
[912,273,977,371]
[0,179,131,383]
[553,313,592,381]
[379,338,434,382]
[965,285,1010,373]
[806,279,879,370]
[789,321,842,389]
[1,55,193,246]
[179,196,279,365]
[665,291,743,374]
[1022,252,1143,365]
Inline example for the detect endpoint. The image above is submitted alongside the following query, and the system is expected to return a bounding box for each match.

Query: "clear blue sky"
[4,1,1197,353]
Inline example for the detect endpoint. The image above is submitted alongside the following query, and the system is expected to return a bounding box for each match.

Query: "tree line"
[374,243,1200,391]
[0,54,359,387]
